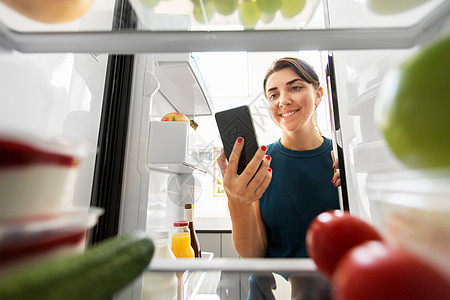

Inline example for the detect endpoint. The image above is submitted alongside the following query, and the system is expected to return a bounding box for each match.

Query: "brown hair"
[263,57,322,135]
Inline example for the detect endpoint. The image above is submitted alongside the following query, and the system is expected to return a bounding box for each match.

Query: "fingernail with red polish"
[331,179,334,183]
[237,137,243,143]
[265,155,271,160]
[332,164,335,169]
[268,168,272,172]
[261,145,267,151]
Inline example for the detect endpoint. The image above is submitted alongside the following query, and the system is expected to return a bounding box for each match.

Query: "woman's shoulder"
[266,139,281,153]
[322,136,333,148]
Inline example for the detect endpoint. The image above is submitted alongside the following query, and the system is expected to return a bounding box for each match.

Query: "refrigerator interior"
[0,0,448,299]
[0,0,117,206]
[0,53,110,209]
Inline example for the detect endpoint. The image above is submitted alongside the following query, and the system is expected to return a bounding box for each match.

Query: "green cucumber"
[0,231,154,300]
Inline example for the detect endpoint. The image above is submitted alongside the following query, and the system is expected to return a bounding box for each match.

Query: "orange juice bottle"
[171,221,195,258]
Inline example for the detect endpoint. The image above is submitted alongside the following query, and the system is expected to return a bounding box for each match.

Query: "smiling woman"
[191,51,335,231]
[215,56,341,299]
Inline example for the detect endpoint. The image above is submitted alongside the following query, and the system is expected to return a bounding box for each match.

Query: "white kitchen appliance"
[0,0,448,299]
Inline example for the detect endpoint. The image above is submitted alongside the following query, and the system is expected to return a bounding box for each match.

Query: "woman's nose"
[279,92,292,107]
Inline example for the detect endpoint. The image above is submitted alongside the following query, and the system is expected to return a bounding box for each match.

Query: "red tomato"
[332,241,450,300]
[306,210,382,279]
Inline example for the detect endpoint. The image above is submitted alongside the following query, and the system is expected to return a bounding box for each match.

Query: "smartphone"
[215,105,259,175]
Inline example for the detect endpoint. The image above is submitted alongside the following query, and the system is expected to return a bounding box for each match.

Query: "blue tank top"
[260,137,340,259]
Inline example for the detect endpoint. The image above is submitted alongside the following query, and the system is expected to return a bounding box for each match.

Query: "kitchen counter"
[195,216,232,232]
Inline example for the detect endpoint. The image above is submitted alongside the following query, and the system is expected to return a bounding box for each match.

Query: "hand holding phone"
[215,105,259,174]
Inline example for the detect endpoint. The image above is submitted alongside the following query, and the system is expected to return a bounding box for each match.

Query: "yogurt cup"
[0,129,85,219]
[0,207,103,275]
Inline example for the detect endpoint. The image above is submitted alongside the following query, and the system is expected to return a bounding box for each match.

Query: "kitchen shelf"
[154,53,213,116]
[0,0,448,53]
[149,257,317,273]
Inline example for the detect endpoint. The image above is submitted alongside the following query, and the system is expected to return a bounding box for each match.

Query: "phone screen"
[215,105,259,174]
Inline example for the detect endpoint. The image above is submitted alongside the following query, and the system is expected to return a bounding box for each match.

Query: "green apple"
[280,0,305,19]
[257,0,282,14]
[239,0,261,29]
[140,0,159,8]
[214,0,238,16]
[368,0,432,15]
[375,36,450,169]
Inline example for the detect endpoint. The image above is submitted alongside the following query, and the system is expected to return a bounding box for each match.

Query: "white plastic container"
[0,130,84,219]
[147,121,209,173]
[367,168,450,281]
[143,229,178,300]
[0,207,103,275]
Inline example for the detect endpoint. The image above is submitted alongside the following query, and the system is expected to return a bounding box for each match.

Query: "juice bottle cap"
[173,220,189,227]
[184,203,193,209]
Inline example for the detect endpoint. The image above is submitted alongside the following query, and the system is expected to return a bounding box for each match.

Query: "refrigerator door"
[325,0,449,222]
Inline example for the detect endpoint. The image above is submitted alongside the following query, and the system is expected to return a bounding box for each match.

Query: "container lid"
[0,128,85,162]
[148,228,170,240]
[0,207,104,246]
[173,220,189,227]
[184,203,193,209]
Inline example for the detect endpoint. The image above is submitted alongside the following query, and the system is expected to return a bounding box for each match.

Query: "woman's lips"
[280,109,300,117]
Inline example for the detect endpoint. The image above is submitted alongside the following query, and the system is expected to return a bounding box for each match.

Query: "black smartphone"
[215,105,259,175]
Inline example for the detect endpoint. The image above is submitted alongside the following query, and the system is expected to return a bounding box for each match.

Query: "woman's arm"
[217,137,272,257]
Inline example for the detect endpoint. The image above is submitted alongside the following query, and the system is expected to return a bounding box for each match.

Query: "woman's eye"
[269,94,278,100]
[292,86,302,91]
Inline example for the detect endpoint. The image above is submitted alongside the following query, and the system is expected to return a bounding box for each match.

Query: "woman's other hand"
[331,150,341,187]
[217,137,272,205]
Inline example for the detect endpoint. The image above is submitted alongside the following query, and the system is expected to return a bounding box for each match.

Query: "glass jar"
[171,221,195,258]
[142,229,177,300]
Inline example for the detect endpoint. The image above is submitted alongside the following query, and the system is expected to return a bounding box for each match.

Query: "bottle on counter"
[184,203,202,258]
[171,221,195,258]
[142,229,177,300]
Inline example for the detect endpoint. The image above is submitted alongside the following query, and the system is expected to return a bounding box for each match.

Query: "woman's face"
[265,67,322,134]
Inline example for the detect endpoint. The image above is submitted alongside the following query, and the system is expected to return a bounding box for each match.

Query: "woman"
[217,57,341,298]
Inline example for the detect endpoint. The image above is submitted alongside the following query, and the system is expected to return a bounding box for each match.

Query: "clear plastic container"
[143,229,177,300]
[367,168,450,281]
[0,207,103,275]
[0,129,85,219]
